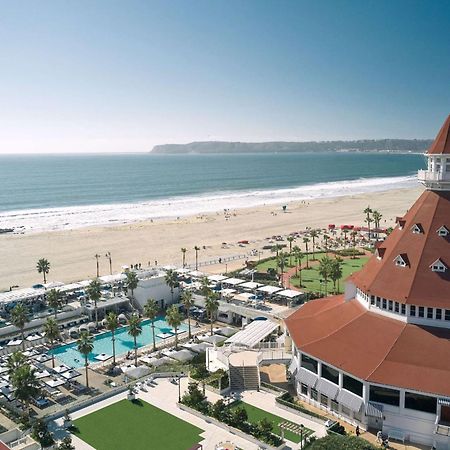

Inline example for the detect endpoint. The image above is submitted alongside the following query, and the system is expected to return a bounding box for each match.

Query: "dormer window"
[396,218,406,230]
[376,247,386,260]
[394,254,408,268]
[411,224,423,234]
[437,226,449,237]
[430,259,447,273]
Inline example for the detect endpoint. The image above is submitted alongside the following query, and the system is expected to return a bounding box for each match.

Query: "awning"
[225,320,278,348]
[439,398,450,407]
[366,401,384,418]
[316,378,339,400]
[297,367,318,388]
[337,389,364,412]
[288,359,298,375]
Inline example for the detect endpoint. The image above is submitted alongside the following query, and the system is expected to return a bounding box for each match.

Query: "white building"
[133,271,179,310]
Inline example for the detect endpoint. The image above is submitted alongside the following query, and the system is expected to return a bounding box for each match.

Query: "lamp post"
[177,372,184,402]
[300,423,304,450]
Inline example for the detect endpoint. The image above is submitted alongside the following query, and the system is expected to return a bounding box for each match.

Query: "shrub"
[307,434,378,449]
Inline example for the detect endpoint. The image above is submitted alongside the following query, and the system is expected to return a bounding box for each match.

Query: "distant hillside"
[151,139,432,154]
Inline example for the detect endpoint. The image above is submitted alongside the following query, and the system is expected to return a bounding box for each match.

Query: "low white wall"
[133,276,177,310]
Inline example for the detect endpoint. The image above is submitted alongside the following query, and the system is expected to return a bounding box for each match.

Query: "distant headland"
[151,139,432,154]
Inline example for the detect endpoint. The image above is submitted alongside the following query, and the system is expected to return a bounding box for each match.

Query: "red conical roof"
[427,114,450,155]
[352,190,450,308]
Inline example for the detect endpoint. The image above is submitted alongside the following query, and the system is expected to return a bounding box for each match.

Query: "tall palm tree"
[105,312,119,365]
[205,291,219,336]
[126,271,139,310]
[330,257,344,293]
[166,305,182,350]
[292,246,303,285]
[143,298,159,351]
[105,251,112,275]
[181,247,187,268]
[200,276,212,297]
[350,230,358,259]
[86,279,102,328]
[323,234,330,255]
[181,290,194,339]
[43,318,61,368]
[127,314,142,366]
[36,258,50,284]
[77,331,94,388]
[165,269,179,304]
[94,253,101,277]
[11,304,29,351]
[372,210,383,240]
[364,205,373,240]
[47,289,62,320]
[194,246,201,270]
[11,364,40,418]
[318,256,332,296]
[310,230,319,260]
[302,237,310,268]
[286,236,295,266]
[277,252,288,287]
[7,351,26,375]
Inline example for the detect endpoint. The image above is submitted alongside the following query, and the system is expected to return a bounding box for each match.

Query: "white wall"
[133,276,178,310]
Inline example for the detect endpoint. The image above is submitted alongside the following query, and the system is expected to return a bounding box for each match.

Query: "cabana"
[53,364,70,374]
[45,377,65,388]
[207,275,229,283]
[239,281,264,291]
[198,334,227,345]
[225,320,279,349]
[118,313,128,324]
[61,369,81,380]
[99,274,126,284]
[233,292,256,303]
[182,342,212,353]
[219,288,236,298]
[276,289,304,302]
[163,349,195,363]
[221,278,245,287]
[256,285,283,295]
[95,353,112,362]
[188,270,204,278]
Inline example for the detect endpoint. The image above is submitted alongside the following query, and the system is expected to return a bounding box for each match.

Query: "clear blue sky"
[0,0,449,153]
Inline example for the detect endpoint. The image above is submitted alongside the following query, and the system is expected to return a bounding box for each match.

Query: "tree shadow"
[131,399,144,407]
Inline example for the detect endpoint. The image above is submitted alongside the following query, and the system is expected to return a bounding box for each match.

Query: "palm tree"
[47,289,62,320]
[372,210,383,240]
[318,256,333,296]
[323,234,330,255]
[165,269,179,304]
[86,279,102,328]
[286,236,295,266]
[330,257,344,293]
[277,251,287,287]
[194,246,201,270]
[205,291,219,336]
[36,258,50,284]
[350,230,358,259]
[126,271,139,310]
[43,318,60,368]
[310,230,319,260]
[200,276,212,297]
[166,305,183,349]
[11,304,29,351]
[105,312,119,365]
[365,216,374,243]
[181,248,187,268]
[127,314,142,366]
[7,351,26,375]
[105,251,112,275]
[143,298,159,351]
[364,205,373,240]
[11,364,40,417]
[94,253,101,277]
[77,331,94,388]
[181,290,194,339]
[292,246,304,286]
[302,237,310,268]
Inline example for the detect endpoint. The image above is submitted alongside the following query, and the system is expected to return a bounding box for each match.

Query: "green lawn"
[228,400,313,443]
[290,256,369,293]
[256,252,327,273]
[73,399,203,450]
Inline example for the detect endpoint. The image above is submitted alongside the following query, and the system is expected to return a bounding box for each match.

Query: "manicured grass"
[228,400,313,443]
[290,256,369,293]
[256,252,327,273]
[73,399,203,450]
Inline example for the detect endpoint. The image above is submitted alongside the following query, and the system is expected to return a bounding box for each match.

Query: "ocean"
[0,152,425,233]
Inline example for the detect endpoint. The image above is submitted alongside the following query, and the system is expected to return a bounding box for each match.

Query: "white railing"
[418,170,450,182]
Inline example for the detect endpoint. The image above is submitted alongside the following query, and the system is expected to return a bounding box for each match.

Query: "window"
[382,299,387,309]
[388,300,393,311]
[376,297,381,308]
[320,394,329,406]
[411,224,423,234]
[343,374,363,397]
[410,305,416,316]
[394,255,407,267]
[445,310,450,321]
[436,309,442,320]
[418,306,424,318]
[369,385,400,407]
[370,297,375,305]
[401,304,406,315]
[437,226,449,237]
[311,388,318,401]
[405,392,437,414]
[427,308,433,319]
[430,259,447,273]
[301,383,308,395]
[321,364,339,385]
[301,354,318,373]
[394,302,399,313]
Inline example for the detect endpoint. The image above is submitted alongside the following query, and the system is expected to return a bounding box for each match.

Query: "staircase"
[229,363,259,391]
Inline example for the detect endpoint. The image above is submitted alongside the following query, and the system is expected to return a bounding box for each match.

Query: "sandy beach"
[0,186,423,291]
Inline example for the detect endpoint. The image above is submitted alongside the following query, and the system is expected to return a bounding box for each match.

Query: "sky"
[0,0,449,153]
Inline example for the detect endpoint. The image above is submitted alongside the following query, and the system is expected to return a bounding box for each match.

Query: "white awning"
[99,274,126,284]
[220,288,236,297]
[222,278,246,286]
[257,285,283,295]
[366,402,384,418]
[225,320,278,348]
[288,359,298,375]
[188,270,204,278]
[0,287,45,304]
[277,289,303,298]
[337,389,364,412]
[297,367,318,388]
[233,292,256,302]
[208,275,228,282]
[316,378,339,400]
[239,281,264,290]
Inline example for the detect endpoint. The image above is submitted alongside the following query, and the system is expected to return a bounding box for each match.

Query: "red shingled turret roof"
[427,114,450,155]
[351,190,450,308]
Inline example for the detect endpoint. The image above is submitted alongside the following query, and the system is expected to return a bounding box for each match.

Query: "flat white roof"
[176,268,190,274]
[277,289,303,298]
[220,288,236,296]
[222,278,245,286]
[0,288,45,304]
[188,270,205,278]
[257,285,283,294]
[99,274,126,284]
[233,292,256,302]
[225,320,279,348]
[239,281,264,290]
[208,275,228,282]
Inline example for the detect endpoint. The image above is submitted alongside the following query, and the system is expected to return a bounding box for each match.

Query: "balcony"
[418,170,450,189]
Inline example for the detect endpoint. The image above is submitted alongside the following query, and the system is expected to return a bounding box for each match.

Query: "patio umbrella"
[94,353,112,362]
[118,313,127,323]
[79,324,89,332]
[53,364,70,374]
[61,369,81,380]
[87,322,96,330]
[69,327,79,337]
[45,377,65,388]
[35,369,51,379]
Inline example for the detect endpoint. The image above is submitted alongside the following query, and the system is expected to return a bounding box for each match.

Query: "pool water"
[50,318,188,368]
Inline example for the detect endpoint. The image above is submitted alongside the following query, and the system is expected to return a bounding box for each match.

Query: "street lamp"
[300,423,304,450]
[177,372,184,402]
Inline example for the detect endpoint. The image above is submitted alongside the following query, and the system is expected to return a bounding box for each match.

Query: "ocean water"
[0,152,425,233]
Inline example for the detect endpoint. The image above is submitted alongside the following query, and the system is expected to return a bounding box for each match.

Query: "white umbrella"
[35,369,51,379]
[69,327,79,336]
[7,339,22,347]
[87,322,96,330]
[61,369,81,380]
[53,364,70,374]
[118,313,127,323]
[45,377,65,388]
[79,324,89,332]
[94,353,112,362]
[34,353,52,363]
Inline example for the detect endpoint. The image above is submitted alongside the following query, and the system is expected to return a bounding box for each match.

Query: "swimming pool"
[49,317,188,368]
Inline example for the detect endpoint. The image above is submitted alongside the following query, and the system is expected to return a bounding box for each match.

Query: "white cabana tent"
[233,292,256,302]
[276,289,304,299]
[182,342,212,353]
[239,281,264,290]
[220,288,236,297]
[45,377,65,388]
[256,285,283,295]
[176,268,190,274]
[225,320,279,348]
[163,349,196,362]
[222,278,245,286]
[198,334,227,345]
[95,353,112,362]
[53,364,70,374]
[188,270,204,278]
[99,274,126,284]
[207,275,229,283]
[61,369,82,380]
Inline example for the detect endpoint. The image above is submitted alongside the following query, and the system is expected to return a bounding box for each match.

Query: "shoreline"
[0,185,423,291]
